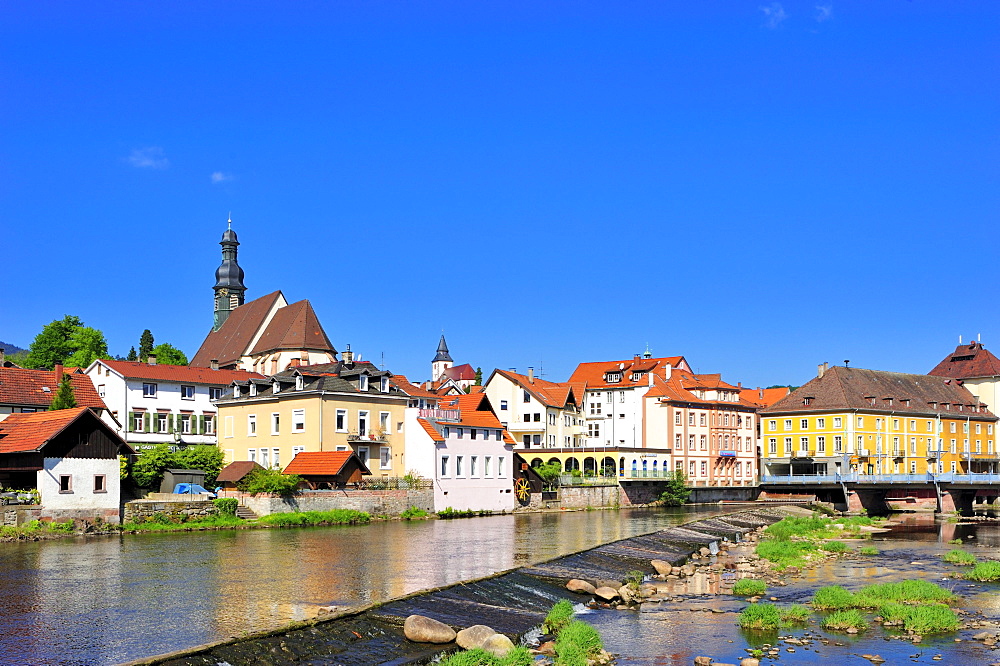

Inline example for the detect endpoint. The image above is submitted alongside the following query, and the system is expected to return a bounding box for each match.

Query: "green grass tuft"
[853,580,957,607]
[858,546,879,556]
[822,540,848,553]
[811,585,855,610]
[966,561,1000,582]
[738,603,782,631]
[822,609,869,632]
[780,604,811,624]
[256,509,371,526]
[942,550,977,566]
[732,578,767,597]
[437,647,533,666]
[554,621,603,666]
[544,599,575,635]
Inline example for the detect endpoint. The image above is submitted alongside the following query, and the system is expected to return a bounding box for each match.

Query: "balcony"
[347,430,390,443]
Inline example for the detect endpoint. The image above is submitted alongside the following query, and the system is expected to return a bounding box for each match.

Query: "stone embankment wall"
[557,483,761,509]
[558,485,623,508]
[124,500,217,523]
[4,506,121,526]
[239,489,434,517]
[688,486,760,503]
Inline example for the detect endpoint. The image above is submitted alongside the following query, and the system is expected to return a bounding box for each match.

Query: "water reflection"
[0,506,720,665]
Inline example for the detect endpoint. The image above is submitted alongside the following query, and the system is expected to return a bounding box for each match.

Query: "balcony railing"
[347,431,390,443]
[762,472,1000,485]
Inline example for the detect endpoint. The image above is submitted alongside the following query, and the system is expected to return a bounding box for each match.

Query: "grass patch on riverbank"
[121,515,245,532]
[858,545,879,556]
[755,514,878,570]
[822,609,868,632]
[543,600,575,634]
[732,578,767,596]
[878,603,960,634]
[812,585,855,610]
[781,604,812,625]
[942,550,976,566]
[755,539,818,570]
[554,620,604,666]
[965,561,1000,582]
[437,647,533,666]
[400,506,429,520]
[0,519,78,540]
[256,509,371,526]
[738,603,782,631]
[853,580,957,607]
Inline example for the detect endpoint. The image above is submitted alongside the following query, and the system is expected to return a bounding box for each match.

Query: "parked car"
[0,491,34,506]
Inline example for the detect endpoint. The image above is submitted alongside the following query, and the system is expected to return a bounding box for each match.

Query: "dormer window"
[606,372,622,383]
[249,383,257,397]
[233,385,241,398]
[359,375,369,391]
[803,397,812,406]
[295,375,304,391]
[273,381,280,394]
[884,397,893,407]
[380,376,389,393]
[632,372,645,382]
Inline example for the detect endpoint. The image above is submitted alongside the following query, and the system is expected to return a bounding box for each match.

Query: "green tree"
[172,446,224,486]
[238,467,301,496]
[138,329,154,362]
[659,470,691,506]
[48,372,78,410]
[24,315,82,369]
[129,444,224,489]
[64,327,109,368]
[131,444,174,488]
[150,343,188,366]
[534,461,562,490]
[126,346,138,362]
[474,367,483,385]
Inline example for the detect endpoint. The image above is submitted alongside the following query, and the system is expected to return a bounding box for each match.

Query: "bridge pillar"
[848,489,891,515]
[846,490,865,513]
[937,490,956,514]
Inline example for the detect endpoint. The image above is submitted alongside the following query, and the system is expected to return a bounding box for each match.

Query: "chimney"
[342,344,354,368]
[759,388,764,399]
[663,363,672,380]
[508,368,516,373]
[290,358,300,367]
[528,367,534,383]
[0,349,5,366]
[148,354,157,366]
[54,362,63,380]
[817,362,828,378]
[647,370,654,387]
[210,359,219,371]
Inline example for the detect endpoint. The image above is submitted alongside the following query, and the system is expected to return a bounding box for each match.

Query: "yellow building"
[761,364,998,478]
[215,351,409,476]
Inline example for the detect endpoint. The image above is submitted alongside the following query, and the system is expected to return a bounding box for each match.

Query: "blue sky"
[1,2,997,388]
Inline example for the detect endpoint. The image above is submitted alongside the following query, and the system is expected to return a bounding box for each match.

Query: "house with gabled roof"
[482,368,585,451]
[282,451,371,489]
[0,363,109,422]
[84,357,262,452]
[404,392,515,511]
[0,407,134,523]
[929,340,1000,428]
[215,347,409,476]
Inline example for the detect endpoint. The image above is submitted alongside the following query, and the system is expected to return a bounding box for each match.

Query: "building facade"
[760,364,999,478]
[0,364,109,422]
[482,368,585,450]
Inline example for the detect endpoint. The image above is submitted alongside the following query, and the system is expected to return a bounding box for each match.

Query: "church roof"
[928,342,1000,380]
[192,291,284,367]
[247,299,335,356]
[433,335,453,363]
[441,363,476,382]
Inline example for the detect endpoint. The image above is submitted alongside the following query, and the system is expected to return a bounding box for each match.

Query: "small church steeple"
[213,216,247,331]
[431,334,453,382]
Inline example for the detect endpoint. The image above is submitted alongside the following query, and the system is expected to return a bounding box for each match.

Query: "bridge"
[760,472,1000,514]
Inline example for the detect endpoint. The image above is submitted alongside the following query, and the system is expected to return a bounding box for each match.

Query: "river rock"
[699,547,711,557]
[567,579,596,594]
[595,586,620,601]
[974,631,998,641]
[595,579,623,590]
[481,633,515,657]
[618,585,638,604]
[651,559,673,575]
[537,640,556,656]
[681,564,696,577]
[456,625,496,649]
[740,659,760,666]
[403,615,456,643]
[694,658,713,666]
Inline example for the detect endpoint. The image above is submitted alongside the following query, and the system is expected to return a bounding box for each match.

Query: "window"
[470,456,478,476]
[358,411,369,435]
[496,430,502,441]
[700,435,707,450]
[181,415,191,434]
[950,422,956,433]
[336,409,347,432]
[700,461,707,476]
[97,384,106,398]
[834,435,842,452]
[248,449,257,462]
[976,423,982,434]
[249,383,257,397]
[498,456,505,477]
[443,427,450,438]
[800,419,808,429]
[927,421,934,432]
[523,390,531,403]
[588,423,600,438]
[224,415,234,438]
[833,417,842,428]
[817,436,826,452]
[143,383,157,398]
[205,415,215,435]
[233,385,241,398]
[500,400,508,411]
[133,413,144,432]
[768,438,777,454]
[292,409,305,432]
[549,413,556,425]
[59,475,72,493]
[911,420,917,430]
[700,413,706,426]
[273,381,280,394]
[688,435,695,450]
[272,448,280,468]
[93,475,106,493]
[677,412,683,425]
[456,456,464,476]
[605,392,612,403]
[688,461,695,475]
[785,437,792,454]
[857,416,864,428]
[379,411,390,434]
[181,385,195,400]
[457,428,464,439]
[688,412,695,426]
[260,448,270,468]
[800,436,808,452]
[380,446,391,470]
[210,387,223,400]
[606,372,621,383]
[893,419,900,430]
[247,415,257,436]
[295,375,304,391]
[784,419,792,430]
[484,456,492,476]
[157,414,168,433]
[359,375,369,391]
[292,445,305,457]
[910,437,916,454]
[533,412,541,422]
[380,376,389,393]
[441,455,450,476]
[590,402,602,416]
[471,428,477,440]
[817,418,825,429]
[271,413,280,435]
[335,444,349,452]
[619,413,625,419]
[619,392,625,403]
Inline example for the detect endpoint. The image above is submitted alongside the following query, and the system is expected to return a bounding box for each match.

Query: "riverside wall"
[238,489,434,516]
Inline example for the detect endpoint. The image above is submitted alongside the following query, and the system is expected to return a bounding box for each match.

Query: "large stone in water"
[740,659,760,666]
[567,579,596,594]
[595,578,623,590]
[403,615,456,644]
[651,559,672,575]
[456,625,496,649]
[594,586,620,601]
[482,633,515,657]
[694,657,713,665]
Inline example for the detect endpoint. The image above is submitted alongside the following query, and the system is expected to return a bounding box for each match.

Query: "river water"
[0,506,725,666]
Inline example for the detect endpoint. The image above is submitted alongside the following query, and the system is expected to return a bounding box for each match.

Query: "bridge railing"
[762,472,1000,485]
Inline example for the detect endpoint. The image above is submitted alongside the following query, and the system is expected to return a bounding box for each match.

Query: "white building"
[85,358,262,451]
[482,368,585,450]
[404,393,515,512]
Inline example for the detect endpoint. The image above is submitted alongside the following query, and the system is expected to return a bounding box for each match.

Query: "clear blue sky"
[1,2,997,388]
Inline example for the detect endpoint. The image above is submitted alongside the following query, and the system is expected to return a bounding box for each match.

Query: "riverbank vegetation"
[942,549,976,566]
[753,514,882,570]
[0,518,77,540]
[804,580,960,634]
[965,561,1000,582]
[732,578,767,596]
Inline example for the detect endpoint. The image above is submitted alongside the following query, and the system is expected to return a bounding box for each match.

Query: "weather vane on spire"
[227,212,232,229]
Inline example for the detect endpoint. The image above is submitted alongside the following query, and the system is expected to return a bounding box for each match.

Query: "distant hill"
[0,341,26,355]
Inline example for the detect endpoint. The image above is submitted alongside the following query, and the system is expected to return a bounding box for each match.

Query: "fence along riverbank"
[130,507,787,666]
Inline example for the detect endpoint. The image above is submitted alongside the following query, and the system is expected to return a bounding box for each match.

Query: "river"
[0,506,725,666]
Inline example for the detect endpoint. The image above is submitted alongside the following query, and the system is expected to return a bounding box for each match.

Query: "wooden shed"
[282,451,371,489]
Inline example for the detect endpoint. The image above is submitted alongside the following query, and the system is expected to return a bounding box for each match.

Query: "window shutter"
[198,415,205,435]
[128,411,135,432]
[167,415,174,434]
[143,412,150,432]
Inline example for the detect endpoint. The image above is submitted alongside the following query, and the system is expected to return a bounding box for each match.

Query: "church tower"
[213,218,247,331]
[431,334,454,382]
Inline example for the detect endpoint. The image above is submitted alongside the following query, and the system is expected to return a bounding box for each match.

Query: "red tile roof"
[568,356,690,389]
[391,374,442,399]
[442,363,476,382]
[215,460,264,483]
[436,394,515,444]
[740,386,793,408]
[928,342,1000,380]
[191,291,285,368]
[0,407,131,454]
[416,417,445,443]
[490,369,581,409]
[0,367,108,411]
[645,372,760,408]
[283,451,369,476]
[99,360,262,385]
[247,299,334,356]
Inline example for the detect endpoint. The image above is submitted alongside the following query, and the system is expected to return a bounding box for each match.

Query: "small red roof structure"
[0,407,133,456]
[441,363,476,382]
[568,355,691,389]
[0,366,108,413]
[929,341,1000,380]
[282,451,370,489]
[215,461,265,486]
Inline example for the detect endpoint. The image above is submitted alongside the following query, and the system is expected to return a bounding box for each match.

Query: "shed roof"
[283,451,371,476]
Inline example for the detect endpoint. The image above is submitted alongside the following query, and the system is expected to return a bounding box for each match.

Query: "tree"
[138,330,154,362]
[126,346,137,362]
[659,470,691,507]
[150,343,188,366]
[534,461,562,490]
[48,372,78,410]
[129,444,224,489]
[238,467,301,496]
[64,327,109,368]
[23,315,82,369]
[172,446,224,486]
[474,367,483,385]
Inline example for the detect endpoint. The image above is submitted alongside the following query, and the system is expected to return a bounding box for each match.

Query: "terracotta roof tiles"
[0,367,108,412]
[928,342,1000,380]
[283,451,370,476]
[192,291,285,368]
[568,356,690,389]
[247,299,335,356]
[99,360,262,385]
[0,407,128,454]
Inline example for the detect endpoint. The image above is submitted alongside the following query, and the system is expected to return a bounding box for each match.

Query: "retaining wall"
[558,485,623,508]
[688,486,761,503]
[124,500,217,523]
[4,506,122,526]
[238,489,434,517]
